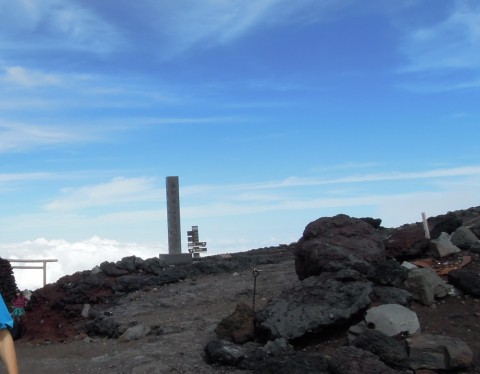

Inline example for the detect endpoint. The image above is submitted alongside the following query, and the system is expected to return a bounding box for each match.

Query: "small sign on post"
[187,225,207,258]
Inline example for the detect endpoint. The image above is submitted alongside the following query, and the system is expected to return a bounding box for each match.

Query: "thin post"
[43,261,47,286]
[422,212,430,239]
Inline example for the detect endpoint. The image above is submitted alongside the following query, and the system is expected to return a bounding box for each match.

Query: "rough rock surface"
[351,329,409,369]
[407,333,474,370]
[295,214,386,279]
[257,275,372,339]
[328,346,402,374]
[403,267,450,306]
[384,223,430,259]
[448,268,480,297]
[0,258,18,304]
[214,302,255,344]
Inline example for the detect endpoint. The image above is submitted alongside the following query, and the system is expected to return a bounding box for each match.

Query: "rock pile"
[205,212,480,373]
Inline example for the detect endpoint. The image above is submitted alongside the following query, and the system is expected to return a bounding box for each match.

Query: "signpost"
[187,225,207,258]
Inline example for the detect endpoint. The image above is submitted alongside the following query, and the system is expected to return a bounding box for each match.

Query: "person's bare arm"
[0,329,18,374]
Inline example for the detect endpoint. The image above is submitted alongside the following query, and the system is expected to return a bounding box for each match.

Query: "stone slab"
[159,253,192,266]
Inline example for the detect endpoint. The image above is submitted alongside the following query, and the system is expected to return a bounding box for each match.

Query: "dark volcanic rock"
[115,255,144,272]
[407,333,473,371]
[451,226,480,250]
[251,351,329,374]
[295,214,385,280]
[85,315,119,338]
[204,339,247,366]
[137,257,165,275]
[99,261,129,277]
[371,286,413,306]
[360,217,382,229]
[257,274,372,340]
[470,222,480,238]
[367,259,409,287]
[429,211,463,239]
[352,329,409,369]
[0,258,18,304]
[448,268,480,297]
[329,346,402,374]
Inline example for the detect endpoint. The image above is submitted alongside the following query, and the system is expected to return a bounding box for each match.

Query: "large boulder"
[204,339,248,366]
[351,329,409,369]
[451,226,480,251]
[257,274,372,340]
[364,304,420,337]
[407,333,473,371]
[429,212,463,239]
[384,224,430,260]
[403,267,450,306]
[448,268,480,297]
[429,232,461,258]
[367,260,409,287]
[470,221,480,238]
[295,214,385,280]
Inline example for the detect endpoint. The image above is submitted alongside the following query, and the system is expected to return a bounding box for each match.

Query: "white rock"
[365,304,420,337]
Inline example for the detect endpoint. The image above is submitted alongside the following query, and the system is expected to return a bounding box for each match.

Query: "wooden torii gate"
[7,259,58,287]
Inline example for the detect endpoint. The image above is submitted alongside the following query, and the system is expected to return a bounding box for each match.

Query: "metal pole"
[252,268,260,312]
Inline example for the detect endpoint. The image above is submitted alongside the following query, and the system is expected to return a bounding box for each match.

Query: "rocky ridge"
[3,206,480,373]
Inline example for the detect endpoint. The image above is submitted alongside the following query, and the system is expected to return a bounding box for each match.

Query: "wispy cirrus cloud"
[400,1,480,73]
[44,177,163,211]
[0,0,122,55]
[33,165,480,214]
[394,1,480,94]
[397,1,480,93]
[0,121,90,152]
[1,66,63,87]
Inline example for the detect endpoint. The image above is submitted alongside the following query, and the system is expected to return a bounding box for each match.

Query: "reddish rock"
[214,302,255,344]
[384,223,430,260]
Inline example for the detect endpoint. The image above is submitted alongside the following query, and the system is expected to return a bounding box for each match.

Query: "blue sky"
[1,0,479,289]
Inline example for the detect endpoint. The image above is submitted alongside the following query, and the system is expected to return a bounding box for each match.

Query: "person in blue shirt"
[0,294,18,374]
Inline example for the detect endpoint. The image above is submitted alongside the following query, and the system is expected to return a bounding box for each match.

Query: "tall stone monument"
[159,176,193,265]
[166,176,182,254]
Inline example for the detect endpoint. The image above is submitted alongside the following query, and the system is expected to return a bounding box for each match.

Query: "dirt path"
[8,258,297,374]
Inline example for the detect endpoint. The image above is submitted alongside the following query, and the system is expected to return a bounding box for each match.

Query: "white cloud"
[0,0,122,54]
[400,1,480,72]
[1,66,63,87]
[44,177,163,211]
[3,236,167,290]
[0,121,87,152]
[0,172,53,184]
[184,165,480,194]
